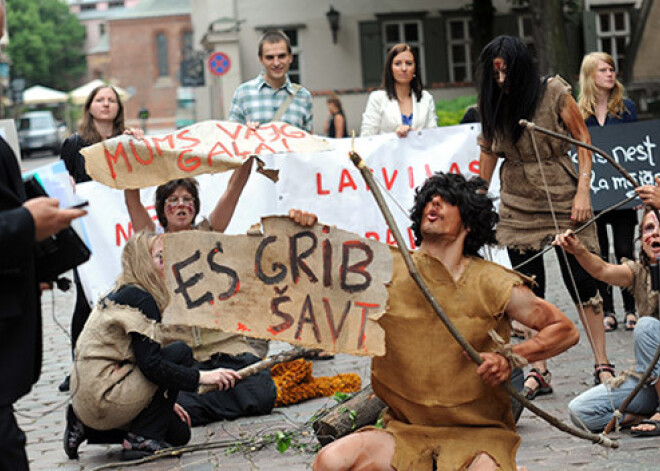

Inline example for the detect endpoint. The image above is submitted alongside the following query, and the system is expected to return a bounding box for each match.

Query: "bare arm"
[124,189,155,233]
[553,229,634,287]
[479,149,498,185]
[636,175,660,209]
[508,285,579,363]
[208,157,254,232]
[560,95,593,223]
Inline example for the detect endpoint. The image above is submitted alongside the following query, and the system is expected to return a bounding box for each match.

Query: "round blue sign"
[208,52,231,76]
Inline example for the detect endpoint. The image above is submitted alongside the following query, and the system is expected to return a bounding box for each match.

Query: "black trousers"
[178,352,277,426]
[595,209,638,315]
[70,268,91,355]
[84,342,193,446]
[0,405,28,471]
[507,246,599,304]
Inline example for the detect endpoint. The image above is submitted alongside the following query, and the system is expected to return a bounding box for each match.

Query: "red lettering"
[364,232,380,241]
[207,141,233,166]
[469,160,480,174]
[244,127,265,142]
[237,322,251,332]
[115,222,133,246]
[424,164,433,178]
[281,138,291,151]
[407,227,417,249]
[177,129,201,148]
[254,143,277,155]
[151,135,175,156]
[382,168,398,190]
[386,229,396,246]
[104,143,131,179]
[177,149,200,172]
[338,169,358,192]
[449,162,460,174]
[280,123,305,139]
[231,142,251,158]
[408,166,414,189]
[215,122,242,140]
[129,140,153,165]
[257,124,281,141]
[316,173,330,195]
[354,302,379,350]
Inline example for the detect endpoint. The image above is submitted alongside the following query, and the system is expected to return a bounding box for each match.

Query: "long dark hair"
[78,85,126,144]
[382,43,423,102]
[477,35,541,144]
[410,172,498,256]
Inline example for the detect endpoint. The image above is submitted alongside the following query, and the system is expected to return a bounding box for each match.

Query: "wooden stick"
[348,150,618,449]
[198,347,307,394]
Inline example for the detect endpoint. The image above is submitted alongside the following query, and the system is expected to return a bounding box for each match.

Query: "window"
[108,0,125,8]
[596,10,630,73]
[518,14,537,59]
[156,33,169,77]
[446,18,471,82]
[282,28,301,84]
[80,3,96,12]
[382,20,425,82]
[98,23,106,36]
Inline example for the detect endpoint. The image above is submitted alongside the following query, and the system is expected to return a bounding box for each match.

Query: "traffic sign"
[208,52,231,76]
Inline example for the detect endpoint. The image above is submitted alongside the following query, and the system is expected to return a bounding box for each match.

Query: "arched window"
[156,33,169,77]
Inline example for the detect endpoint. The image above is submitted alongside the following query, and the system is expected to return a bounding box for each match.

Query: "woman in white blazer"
[360,43,438,137]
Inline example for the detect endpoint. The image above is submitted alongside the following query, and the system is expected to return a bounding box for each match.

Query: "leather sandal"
[594,363,615,385]
[624,313,638,331]
[522,368,552,400]
[603,314,618,332]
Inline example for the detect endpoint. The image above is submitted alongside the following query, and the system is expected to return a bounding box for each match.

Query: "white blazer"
[360,89,438,136]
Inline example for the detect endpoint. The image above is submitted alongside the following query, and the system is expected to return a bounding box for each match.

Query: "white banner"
[74,124,503,305]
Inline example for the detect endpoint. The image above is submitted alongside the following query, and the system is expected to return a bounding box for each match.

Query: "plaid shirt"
[228,74,313,132]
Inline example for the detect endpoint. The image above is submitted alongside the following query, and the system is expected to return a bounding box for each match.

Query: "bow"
[348,149,618,448]
[520,119,660,435]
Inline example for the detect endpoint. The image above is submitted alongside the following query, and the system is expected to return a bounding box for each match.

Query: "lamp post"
[326,6,340,44]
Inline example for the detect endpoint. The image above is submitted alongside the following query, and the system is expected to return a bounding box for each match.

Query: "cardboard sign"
[81,120,331,189]
[162,217,392,356]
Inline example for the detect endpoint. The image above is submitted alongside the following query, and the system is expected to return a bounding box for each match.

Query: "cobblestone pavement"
[17,251,660,470]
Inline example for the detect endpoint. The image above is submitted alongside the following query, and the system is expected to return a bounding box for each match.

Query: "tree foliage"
[6,0,86,90]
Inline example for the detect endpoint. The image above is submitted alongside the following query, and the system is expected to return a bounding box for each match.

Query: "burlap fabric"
[479,75,599,253]
[623,259,658,318]
[71,300,161,430]
[366,248,531,470]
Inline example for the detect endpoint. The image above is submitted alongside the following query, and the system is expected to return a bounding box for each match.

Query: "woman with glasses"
[121,164,278,428]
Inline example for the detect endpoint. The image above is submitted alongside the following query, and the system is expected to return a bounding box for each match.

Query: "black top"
[60,134,92,183]
[327,111,347,138]
[0,136,41,405]
[105,285,200,392]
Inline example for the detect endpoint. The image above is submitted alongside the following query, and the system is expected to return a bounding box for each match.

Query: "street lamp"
[326,6,340,44]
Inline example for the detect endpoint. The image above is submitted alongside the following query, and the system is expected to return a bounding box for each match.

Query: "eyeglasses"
[165,196,195,205]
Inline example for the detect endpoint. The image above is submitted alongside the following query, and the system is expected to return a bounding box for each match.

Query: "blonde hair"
[578,52,628,120]
[115,231,170,312]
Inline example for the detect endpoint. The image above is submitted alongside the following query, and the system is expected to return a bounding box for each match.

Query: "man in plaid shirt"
[229,30,313,133]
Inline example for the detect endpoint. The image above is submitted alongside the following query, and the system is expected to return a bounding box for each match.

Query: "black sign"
[180,57,205,87]
[568,119,660,211]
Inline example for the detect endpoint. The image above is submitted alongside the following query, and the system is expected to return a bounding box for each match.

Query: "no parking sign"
[208,52,231,76]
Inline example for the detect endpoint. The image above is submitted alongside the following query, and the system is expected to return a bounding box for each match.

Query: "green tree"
[6,0,86,90]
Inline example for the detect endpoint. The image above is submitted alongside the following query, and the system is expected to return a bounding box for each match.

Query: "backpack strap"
[272,83,302,122]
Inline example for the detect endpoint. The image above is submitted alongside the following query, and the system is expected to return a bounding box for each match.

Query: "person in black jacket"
[0,26,87,465]
[58,85,142,392]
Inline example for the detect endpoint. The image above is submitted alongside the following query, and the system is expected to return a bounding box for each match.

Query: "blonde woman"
[64,232,240,461]
[579,52,639,333]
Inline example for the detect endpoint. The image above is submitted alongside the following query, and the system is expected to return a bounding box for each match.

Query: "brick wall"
[109,14,192,132]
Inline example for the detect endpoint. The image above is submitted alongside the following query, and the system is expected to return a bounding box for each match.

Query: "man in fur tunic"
[311,172,579,471]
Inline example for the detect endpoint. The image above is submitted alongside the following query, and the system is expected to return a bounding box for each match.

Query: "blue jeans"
[568,316,660,432]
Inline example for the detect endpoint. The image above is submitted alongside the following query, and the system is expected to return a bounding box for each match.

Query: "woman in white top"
[360,43,438,137]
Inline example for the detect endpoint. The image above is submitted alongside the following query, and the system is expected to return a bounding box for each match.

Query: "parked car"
[18,111,62,157]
